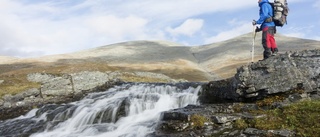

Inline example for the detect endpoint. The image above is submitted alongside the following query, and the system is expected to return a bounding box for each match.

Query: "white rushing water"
[30,83,201,137]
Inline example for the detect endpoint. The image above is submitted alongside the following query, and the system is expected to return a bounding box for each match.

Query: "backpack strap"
[265,2,273,23]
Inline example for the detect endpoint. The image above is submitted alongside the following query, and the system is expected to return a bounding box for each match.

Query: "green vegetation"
[190,114,208,128]
[234,100,320,136]
[0,75,40,97]
[234,118,249,129]
[256,95,286,107]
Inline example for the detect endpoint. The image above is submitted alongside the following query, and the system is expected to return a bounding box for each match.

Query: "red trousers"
[262,26,277,59]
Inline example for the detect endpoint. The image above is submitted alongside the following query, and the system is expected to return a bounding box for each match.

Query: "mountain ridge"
[1,33,320,81]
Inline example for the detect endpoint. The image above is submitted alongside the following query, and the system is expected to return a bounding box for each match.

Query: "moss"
[234,119,249,129]
[256,95,285,107]
[252,112,284,130]
[256,85,307,108]
[235,100,320,136]
[190,114,208,128]
[289,88,305,94]
[233,103,245,113]
[281,100,320,136]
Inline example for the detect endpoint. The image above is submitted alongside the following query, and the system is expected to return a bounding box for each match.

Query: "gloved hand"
[255,26,261,32]
[252,20,257,25]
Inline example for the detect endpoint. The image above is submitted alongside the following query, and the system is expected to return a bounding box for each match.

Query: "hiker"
[252,0,278,60]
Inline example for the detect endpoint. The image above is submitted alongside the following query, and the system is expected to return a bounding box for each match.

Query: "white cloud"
[166,19,204,37]
[205,21,252,43]
[0,14,151,57]
[94,0,256,21]
[0,0,155,57]
[0,0,319,57]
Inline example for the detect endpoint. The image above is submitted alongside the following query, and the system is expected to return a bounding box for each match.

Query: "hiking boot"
[272,50,278,56]
[264,50,272,59]
[272,48,278,56]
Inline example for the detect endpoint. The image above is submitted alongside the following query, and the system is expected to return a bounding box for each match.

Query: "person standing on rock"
[252,0,278,60]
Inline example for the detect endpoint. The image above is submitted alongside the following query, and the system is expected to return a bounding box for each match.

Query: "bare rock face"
[199,49,320,103]
[25,71,117,101]
[71,71,111,93]
[0,71,119,120]
[233,49,320,101]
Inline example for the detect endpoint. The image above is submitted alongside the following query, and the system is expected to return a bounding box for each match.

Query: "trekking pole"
[251,25,257,62]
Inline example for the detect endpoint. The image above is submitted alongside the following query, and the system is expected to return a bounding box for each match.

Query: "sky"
[1,0,319,58]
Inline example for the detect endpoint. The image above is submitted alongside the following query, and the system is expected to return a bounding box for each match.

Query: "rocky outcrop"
[153,103,295,137]
[199,49,320,104]
[27,71,115,97]
[0,71,179,120]
[155,49,320,137]
[0,71,119,120]
[233,50,320,101]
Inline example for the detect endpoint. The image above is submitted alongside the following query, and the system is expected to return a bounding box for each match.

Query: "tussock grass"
[190,114,208,128]
[0,75,40,97]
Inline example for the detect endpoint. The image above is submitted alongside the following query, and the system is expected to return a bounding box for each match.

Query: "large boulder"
[0,71,119,120]
[27,71,114,97]
[199,49,320,103]
[234,50,320,100]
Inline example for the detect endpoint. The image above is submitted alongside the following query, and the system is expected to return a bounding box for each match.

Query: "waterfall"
[1,83,201,137]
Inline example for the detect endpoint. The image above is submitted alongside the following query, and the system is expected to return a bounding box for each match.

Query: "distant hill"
[0,56,18,64]
[192,33,320,79]
[1,33,319,81]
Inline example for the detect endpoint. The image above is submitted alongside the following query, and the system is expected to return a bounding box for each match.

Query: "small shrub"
[234,119,249,129]
[256,95,285,107]
[190,114,207,128]
[233,103,244,113]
